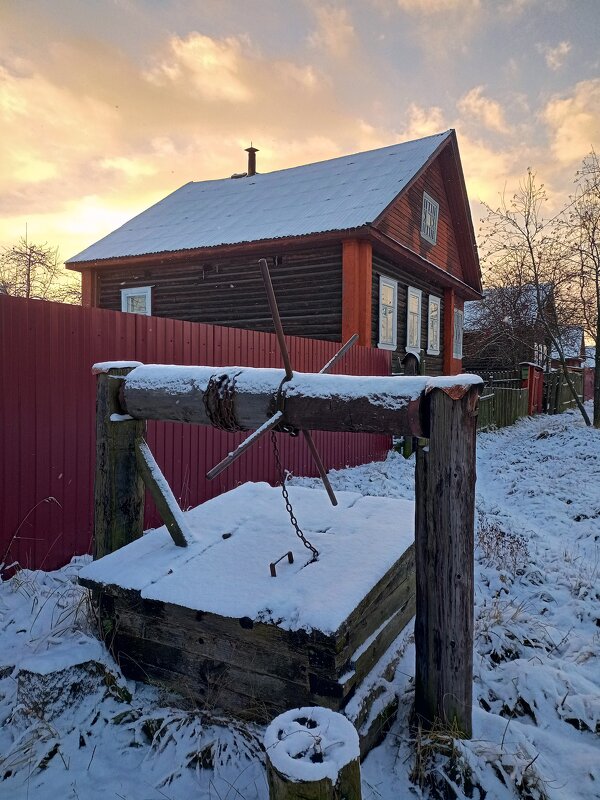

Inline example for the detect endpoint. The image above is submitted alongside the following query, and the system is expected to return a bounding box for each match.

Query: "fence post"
[414,384,479,737]
[94,364,145,559]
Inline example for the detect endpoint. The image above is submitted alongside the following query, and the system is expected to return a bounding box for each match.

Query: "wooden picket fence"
[544,370,584,414]
[476,371,529,431]
[475,368,585,430]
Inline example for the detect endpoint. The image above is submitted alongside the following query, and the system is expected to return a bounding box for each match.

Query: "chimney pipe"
[245,145,258,177]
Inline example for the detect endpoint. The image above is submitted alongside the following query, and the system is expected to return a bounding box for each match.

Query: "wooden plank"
[113,603,312,685]
[110,630,313,720]
[338,592,415,697]
[337,546,415,662]
[135,437,189,547]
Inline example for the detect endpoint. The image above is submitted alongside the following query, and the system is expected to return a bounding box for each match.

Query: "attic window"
[421,192,439,245]
[121,286,151,316]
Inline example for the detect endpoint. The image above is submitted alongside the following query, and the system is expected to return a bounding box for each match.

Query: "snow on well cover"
[79,482,415,634]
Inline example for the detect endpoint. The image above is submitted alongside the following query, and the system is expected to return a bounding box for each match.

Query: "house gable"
[374,158,461,278]
[372,132,480,294]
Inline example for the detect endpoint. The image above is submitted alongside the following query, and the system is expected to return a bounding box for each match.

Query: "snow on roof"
[67,131,451,263]
[78,482,415,634]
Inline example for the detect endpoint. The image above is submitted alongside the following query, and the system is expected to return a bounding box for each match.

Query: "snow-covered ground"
[1,406,599,799]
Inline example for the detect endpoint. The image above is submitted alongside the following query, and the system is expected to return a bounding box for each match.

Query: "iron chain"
[270,430,319,561]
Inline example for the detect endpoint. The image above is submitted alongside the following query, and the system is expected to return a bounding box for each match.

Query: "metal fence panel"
[0,295,391,573]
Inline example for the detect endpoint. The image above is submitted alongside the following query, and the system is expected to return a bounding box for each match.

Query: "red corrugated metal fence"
[0,296,391,573]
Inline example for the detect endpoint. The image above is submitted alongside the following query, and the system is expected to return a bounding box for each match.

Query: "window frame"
[121,286,152,316]
[406,286,422,354]
[377,276,398,350]
[421,192,439,245]
[453,307,464,359]
[427,294,441,356]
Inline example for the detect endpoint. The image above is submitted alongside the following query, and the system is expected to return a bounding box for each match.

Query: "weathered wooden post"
[264,707,362,800]
[414,384,480,737]
[93,362,145,559]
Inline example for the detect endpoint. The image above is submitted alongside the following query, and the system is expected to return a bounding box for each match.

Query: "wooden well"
[80,483,415,735]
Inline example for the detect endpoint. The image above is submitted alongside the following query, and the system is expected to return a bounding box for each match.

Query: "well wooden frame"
[92,363,480,737]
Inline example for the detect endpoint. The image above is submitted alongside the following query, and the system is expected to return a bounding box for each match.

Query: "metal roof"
[67,130,451,263]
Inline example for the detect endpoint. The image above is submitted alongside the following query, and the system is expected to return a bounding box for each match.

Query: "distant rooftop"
[67,130,452,264]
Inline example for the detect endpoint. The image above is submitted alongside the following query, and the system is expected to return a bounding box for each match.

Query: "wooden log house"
[67,131,482,375]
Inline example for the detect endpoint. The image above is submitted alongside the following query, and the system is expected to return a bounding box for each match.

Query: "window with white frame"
[378,276,398,349]
[453,308,464,359]
[427,295,441,355]
[121,286,152,316]
[421,192,439,245]
[406,286,422,353]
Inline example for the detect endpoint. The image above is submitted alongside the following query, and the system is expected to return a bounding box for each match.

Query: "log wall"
[96,247,343,341]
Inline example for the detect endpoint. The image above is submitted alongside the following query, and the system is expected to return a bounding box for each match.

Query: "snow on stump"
[264,706,362,800]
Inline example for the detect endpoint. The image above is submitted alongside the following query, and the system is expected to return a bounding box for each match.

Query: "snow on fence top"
[78,482,415,634]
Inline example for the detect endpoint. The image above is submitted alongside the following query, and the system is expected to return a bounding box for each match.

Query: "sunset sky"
[1,0,599,262]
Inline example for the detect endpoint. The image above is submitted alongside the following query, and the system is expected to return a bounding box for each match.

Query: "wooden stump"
[264,707,362,800]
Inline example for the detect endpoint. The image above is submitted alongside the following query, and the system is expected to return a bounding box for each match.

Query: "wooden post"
[414,384,479,738]
[264,707,362,800]
[94,365,145,559]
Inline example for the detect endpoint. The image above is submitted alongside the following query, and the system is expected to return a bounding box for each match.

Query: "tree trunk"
[594,310,600,428]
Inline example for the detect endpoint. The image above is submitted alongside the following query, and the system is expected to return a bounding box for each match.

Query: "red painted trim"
[81,270,98,307]
[342,240,372,347]
[358,241,372,346]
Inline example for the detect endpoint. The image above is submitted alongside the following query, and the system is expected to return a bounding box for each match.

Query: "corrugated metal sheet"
[67,132,450,262]
[0,296,391,574]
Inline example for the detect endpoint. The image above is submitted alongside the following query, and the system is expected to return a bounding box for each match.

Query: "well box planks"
[80,483,415,732]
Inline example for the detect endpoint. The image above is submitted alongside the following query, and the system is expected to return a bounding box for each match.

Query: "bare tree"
[480,169,591,425]
[0,233,81,304]
[569,150,600,426]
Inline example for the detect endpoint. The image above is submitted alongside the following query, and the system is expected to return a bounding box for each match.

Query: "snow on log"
[120,364,483,438]
[264,706,362,800]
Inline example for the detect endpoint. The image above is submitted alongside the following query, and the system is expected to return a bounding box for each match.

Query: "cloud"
[543,79,600,166]
[398,103,447,140]
[144,33,254,103]
[395,0,480,13]
[458,86,509,133]
[0,20,397,257]
[308,6,357,59]
[537,40,571,71]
